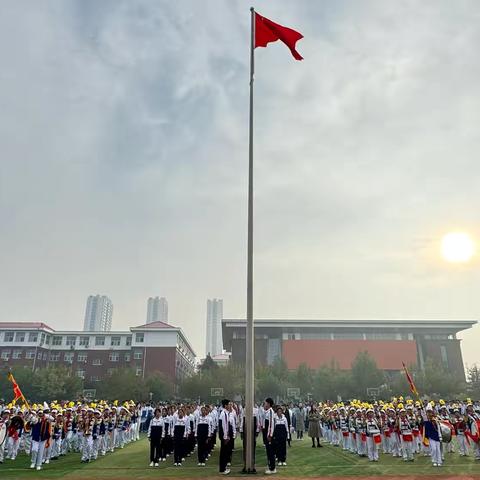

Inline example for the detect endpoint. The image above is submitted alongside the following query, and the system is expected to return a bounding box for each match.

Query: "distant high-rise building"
[83,295,113,331]
[206,299,223,356]
[147,297,168,324]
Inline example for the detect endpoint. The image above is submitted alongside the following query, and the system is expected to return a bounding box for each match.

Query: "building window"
[45,336,50,345]
[79,336,89,347]
[49,353,60,362]
[40,333,45,345]
[12,350,22,359]
[52,336,63,346]
[92,358,102,366]
[135,333,144,343]
[90,376,100,382]
[440,345,449,368]
[28,332,38,342]
[126,337,132,346]
[66,336,76,347]
[363,333,396,340]
[4,332,14,342]
[135,368,142,376]
[76,370,85,379]
[1,350,11,360]
[26,350,35,359]
[124,353,131,362]
[109,352,119,362]
[133,351,143,360]
[64,352,74,363]
[77,353,88,362]
[15,332,25,342]
[110,336,121,346]
[95,336,105,346]
[37,352,42,360]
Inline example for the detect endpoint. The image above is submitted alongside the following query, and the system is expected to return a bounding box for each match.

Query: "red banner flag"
[402,362,419,397]
[255,12,304,60]
[7,372,26,404]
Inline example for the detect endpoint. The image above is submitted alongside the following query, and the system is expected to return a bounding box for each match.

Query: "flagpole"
[245,5,255,474]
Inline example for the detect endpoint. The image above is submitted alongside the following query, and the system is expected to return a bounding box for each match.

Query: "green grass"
[1,436,480,478]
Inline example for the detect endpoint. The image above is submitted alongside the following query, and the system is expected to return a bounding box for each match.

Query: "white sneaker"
[36,466,42,471]
[221,469,231,475]
[155,463,159,467]
[265,469,277,474]
[198,463,202,466]
[45,459,50,464]
[150,461,154,467]
[30,463,35,469]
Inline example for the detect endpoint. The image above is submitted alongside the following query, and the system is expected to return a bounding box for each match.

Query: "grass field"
[1,436,480,479]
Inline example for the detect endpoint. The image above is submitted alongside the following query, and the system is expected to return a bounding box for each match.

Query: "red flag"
[402,362,419,397]
[8,372,25,403]
[255,12,304,60]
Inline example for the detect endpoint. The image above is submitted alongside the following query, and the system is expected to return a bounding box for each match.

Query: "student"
[219,399,232,475]
[195,406,211,466]
[273,406,289,466]
[422,406,443,467]
[147,408,164,467]
[173,408,189,466]
[263,397,276,475]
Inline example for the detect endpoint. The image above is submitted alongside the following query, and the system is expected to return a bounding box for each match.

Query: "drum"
[440,422,452,443]
[0,422,7,447]
[373,434,382,444]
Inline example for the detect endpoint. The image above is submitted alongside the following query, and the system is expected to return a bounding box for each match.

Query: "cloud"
[0,0,479,364]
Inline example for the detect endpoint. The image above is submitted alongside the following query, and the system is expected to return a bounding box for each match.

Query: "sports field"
[1,437,480,479]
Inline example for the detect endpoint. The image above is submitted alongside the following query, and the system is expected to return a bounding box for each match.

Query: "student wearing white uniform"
[273,407,289,466]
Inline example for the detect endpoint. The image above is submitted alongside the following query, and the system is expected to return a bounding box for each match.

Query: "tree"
[350,351,385,397]
[145,372,174,401]
[95,369,148,401]
[32,366,83,402]
[467,364,480,398]
[200,354,218,372]
[293,363,314,397]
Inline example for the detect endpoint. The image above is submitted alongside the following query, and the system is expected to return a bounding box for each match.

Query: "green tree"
[293,363,314,397]
[32,366,83,402]
[95,369,148,401]
[467,364,480,399]
[145,372,174,402]
[350,351,385,398]
[200,354,218,372]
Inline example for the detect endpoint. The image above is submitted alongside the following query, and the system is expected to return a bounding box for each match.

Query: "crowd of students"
[2,396,480,474]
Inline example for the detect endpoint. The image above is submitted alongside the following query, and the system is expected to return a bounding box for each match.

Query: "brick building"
[222,319,476,379]
[0,320,196,385]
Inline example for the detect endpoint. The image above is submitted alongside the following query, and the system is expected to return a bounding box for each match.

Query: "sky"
[1,0,479,366]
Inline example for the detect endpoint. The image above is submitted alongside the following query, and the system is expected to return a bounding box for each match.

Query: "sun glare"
[441,232,475,263]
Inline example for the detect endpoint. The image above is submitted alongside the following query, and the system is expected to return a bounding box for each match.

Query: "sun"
[441,232,475,263]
